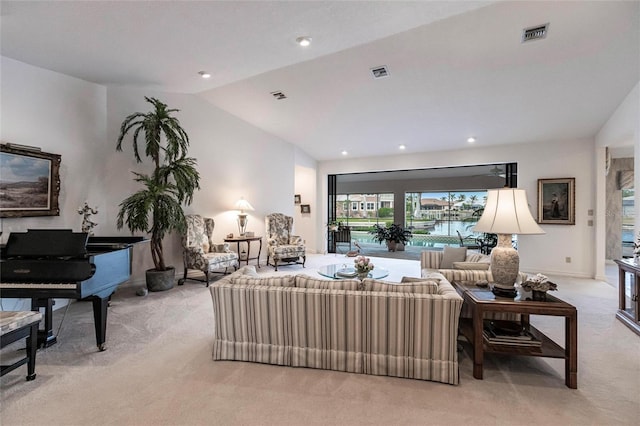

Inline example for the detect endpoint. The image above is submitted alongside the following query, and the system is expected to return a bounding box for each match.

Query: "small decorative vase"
[531,290,547,301]
[357,271,369,280]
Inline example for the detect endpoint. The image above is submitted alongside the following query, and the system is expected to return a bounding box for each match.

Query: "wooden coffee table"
[452,281,578,389]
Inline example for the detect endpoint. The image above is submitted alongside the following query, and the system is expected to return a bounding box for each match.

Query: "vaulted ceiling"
[2,1,638,161]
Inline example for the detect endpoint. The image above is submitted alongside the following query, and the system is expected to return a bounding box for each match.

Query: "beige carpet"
[1,254,639,425]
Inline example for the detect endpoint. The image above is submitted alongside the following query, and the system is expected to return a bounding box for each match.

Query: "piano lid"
[5,229,89,258]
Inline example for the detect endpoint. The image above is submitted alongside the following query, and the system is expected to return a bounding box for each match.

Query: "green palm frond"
[116,97,200,271]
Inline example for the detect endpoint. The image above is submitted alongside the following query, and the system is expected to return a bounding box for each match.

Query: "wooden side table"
[452,281,578,389]
[224,236,262,267]
[613,259,640,336]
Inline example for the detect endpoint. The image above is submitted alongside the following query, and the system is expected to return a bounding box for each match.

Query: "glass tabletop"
[317,264,389,280]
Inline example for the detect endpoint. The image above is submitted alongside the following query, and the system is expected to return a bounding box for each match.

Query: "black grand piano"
[0,229,141,351]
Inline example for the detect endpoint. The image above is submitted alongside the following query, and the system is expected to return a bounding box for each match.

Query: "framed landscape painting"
[0,144,61,218]
[537,178,575,225]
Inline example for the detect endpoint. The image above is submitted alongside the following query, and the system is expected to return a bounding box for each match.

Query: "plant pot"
[146,267,176,292]
[531,290,547,302]
[386,241,397,252]
[396,243,405,251]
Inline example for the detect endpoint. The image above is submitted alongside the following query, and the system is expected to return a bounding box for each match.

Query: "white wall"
[293,147,318,252]
[1,58,305,311]
[1,57,107,310]
[595,81,639,280]
[106,87,298,279]
[318,138,597,278]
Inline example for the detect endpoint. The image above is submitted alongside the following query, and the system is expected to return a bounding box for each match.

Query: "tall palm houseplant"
[116,97,200,291]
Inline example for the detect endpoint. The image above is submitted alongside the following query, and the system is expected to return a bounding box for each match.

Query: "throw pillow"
[230,276,295,287]
[363,278,438,294]
[466,253,491,263]
[452,261,491,270]
[440,246,467,269]
[239,266,260,277]
[211,243,230,253]
[421,271,446,282]
[295,275,360,291]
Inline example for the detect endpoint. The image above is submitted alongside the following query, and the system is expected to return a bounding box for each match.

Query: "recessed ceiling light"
[296,36,312,47]
[341,150,348,156]
[398,144,406,150]
[198,71,211,79]
[467,137,476,143]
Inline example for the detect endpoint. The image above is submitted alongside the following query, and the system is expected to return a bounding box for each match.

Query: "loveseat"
[209,266,463,385]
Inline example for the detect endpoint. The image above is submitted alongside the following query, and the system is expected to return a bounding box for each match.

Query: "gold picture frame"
[537,178,575,225]
[0,143,61,218]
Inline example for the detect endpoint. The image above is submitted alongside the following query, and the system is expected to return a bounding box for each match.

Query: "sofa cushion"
[295,274,360,291]
[466,252,490,263]
[363,278,439,294]
[452,261,491,270]
[440,246,467,269]
[230,275,296,287]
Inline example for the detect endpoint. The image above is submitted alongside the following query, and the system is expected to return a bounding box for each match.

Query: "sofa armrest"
[420,251,443,270]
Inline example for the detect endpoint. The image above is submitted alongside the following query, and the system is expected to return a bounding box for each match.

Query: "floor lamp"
[473,188,545,297]
[234,197,254,236]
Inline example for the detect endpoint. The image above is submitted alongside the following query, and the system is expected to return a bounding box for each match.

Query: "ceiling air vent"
[522,23,549,43]
[270,91,287,100]
[370,66,390,79]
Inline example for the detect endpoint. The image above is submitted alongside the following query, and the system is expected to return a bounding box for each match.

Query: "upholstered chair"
[265,213,306,271]
[178,215,239,287]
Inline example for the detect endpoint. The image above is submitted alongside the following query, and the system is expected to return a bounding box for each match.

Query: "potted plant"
[116,97,200,292]
[369,223,412,252]
[387,223,412,251]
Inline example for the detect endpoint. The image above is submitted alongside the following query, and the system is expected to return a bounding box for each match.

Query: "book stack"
[483,320,542,347]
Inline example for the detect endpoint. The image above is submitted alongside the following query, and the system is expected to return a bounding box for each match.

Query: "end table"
[452,280,578,389]
[224,236,262,267]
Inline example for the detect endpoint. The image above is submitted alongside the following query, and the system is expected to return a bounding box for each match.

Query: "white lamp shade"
[473,188,544,235]
[234,198,254,212]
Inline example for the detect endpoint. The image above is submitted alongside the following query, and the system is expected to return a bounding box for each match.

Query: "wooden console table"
[452,281,578,389]
[613,259,640,336]
[224,236,262,267]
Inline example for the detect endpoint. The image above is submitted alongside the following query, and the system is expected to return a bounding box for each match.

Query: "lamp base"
[491,285,518,298]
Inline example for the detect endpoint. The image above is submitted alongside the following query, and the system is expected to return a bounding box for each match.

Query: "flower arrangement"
[354,255,374,274]
[328,221,339,231]
[634,232,640,257]
[522,273,557,292]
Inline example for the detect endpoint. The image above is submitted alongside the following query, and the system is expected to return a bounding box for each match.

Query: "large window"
[336,193,394,227]
[406,190,487,238]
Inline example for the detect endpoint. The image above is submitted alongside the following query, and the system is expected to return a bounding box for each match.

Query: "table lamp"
[473,188,544,297]
[234,197,254,236]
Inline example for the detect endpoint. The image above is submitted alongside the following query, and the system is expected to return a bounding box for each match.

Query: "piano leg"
[31,298,57,348]
[91,296,108,351]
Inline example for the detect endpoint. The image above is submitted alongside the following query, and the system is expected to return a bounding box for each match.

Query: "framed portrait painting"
[537,178,575,225]
[0,144,61,218]
[300,204,311,214]
[294,194,301,204]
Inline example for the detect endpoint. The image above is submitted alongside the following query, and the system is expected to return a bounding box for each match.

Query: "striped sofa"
[209,266,464,385]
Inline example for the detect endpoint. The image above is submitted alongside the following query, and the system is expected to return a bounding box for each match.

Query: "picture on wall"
[0,144,61,218]
[300,204,311,214]
[294,194,301,204]
[537,178,575,225]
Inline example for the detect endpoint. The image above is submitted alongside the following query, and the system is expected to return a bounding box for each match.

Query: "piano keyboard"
[0,282,78,289]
